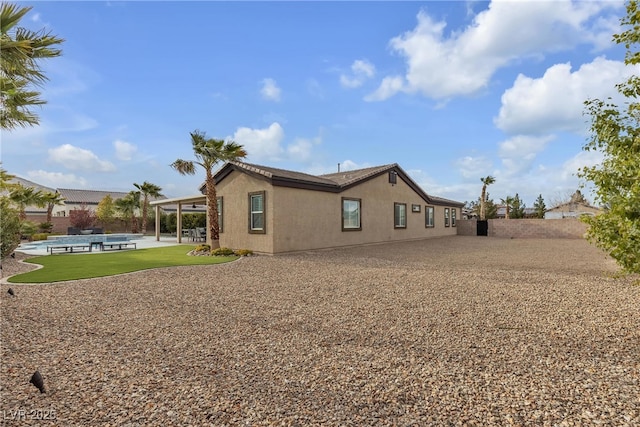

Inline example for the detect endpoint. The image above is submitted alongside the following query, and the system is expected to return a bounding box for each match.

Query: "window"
[342,198,361,231]
[394,203,407,228]
[444,208,450,227]
[217,196,223,233]
[425,206,434,228]
[451,208,456,227]
[412,204,421,213]
[249,191,265,233]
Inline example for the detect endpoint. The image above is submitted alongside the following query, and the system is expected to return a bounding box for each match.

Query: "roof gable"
[213,161,464,207]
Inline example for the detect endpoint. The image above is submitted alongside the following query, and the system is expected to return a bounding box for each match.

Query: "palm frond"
[170,159,196,175]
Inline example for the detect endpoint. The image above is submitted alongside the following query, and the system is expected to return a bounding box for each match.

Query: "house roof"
[7,177,57,194]
[58,188,132,205]
[212,161,464,207]
[320,164,397,186]
[58,188,168,206]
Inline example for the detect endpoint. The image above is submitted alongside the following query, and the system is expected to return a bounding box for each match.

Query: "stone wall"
[457,218,588,239]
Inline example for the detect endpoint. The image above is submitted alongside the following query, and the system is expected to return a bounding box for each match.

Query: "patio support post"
[177,203,183,244]
[155,205,160,241]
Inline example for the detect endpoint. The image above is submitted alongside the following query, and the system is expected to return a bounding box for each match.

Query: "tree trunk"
[141,197,148,234]
[479,187,487,220]
[205,170,221,249]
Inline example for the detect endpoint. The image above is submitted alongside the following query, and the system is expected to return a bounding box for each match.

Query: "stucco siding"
[214,168,460,254]
[216,171,274,253]
[271,173,458,253]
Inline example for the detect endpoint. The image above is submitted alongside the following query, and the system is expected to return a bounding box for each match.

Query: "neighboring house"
[58,189,205,215]
[4,177,57,216]
[57,188,132,216]
[545,190,602,219]
[152,161,464,254]
[495,206,537,219]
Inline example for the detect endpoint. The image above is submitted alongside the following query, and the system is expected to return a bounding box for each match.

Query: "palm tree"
[8,186,45,220]
[479,176,495,221]
[500,195,515,220]
[133,181,163,235]
[1,3,64,130]
[42,190,65,224]
[0,166,19,191]
[115,191,141,233]
[171,130,247,248]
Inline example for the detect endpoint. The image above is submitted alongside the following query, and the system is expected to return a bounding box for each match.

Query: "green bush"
[39,222,53,233]
[0,199,21,259]
[234,249,254,256]
[211,247,235,256]
[31,233,49,241]
[20,221,39,240]
[194,244,211,252]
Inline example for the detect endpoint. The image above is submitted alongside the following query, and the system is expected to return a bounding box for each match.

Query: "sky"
[1,0,636,207]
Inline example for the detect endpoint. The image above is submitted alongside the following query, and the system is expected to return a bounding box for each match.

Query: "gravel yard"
[1,236,639,426]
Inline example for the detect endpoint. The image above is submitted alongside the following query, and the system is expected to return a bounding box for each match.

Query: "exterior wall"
[456,218,477,236]
[457,219,587,239]
[216,171,274,254]
[24,214,137,234]
[215,170,461,254]
[545,203,601,219]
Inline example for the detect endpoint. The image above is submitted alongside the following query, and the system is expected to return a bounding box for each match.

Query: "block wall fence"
[457,218,588,239]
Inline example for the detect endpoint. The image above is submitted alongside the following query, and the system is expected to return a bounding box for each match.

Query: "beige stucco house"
[152,161,463,254]
[544,190,602,219]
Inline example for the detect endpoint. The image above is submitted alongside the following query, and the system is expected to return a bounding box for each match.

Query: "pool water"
[20,234,142,249]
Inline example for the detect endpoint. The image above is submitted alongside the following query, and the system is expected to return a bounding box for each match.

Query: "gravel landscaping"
[1,236,639,426]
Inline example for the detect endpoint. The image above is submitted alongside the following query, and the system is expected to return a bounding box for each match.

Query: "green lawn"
[8,245,238,283]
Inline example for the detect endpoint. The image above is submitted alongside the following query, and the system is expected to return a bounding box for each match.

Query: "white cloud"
[369,1,621,101]
[27,170,88,188]
[454,156,494,179]
[231,122,285,162]
[48,144,116,172]
[495,57,636,135]
[114,140,137,161]
[339,160,370,171]
[287,136,321,163]
[498,134,555,176]
[340,59,376,88]
[231,123,323,164]
[365,76,404,102]
[560,149,603,181]
[260,78,281,102]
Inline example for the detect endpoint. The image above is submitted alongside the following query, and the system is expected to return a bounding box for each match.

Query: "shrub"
[211,247,235,256]
[194,244,211,252]
[20,221,39,240]
[234,249,254,257]
[39,222,53,233]
[70,203,97,230]
[0,199,21,259]
[31,233,49,241]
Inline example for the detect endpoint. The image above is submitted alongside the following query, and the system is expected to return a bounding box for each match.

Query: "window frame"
[248,191,266,234]
[451,208,456,227]
[444,207,450,227]
[425,206,435,228]
[394,202,407,229]
[341,197,362,231]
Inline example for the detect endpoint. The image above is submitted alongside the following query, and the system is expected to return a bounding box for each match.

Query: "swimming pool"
[20,234,143,249]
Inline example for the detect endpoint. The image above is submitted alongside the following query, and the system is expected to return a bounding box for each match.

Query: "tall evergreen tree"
[533,194,546,219]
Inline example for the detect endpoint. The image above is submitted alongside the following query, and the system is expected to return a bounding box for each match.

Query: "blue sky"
[2,1,636,207]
